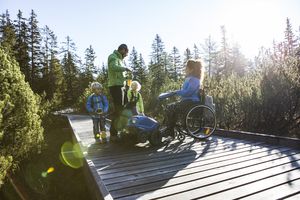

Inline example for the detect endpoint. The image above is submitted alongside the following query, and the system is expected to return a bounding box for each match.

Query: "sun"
[216,0,284,58]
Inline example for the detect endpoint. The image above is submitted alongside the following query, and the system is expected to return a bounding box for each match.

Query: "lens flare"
[115,109,132,131]
[41,167,55,178]
[60,141,84,169]
[47,167,54,173]
[24,163,50,194]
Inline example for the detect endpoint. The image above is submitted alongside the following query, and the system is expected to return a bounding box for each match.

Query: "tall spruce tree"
[183,48,192,64]
[82,45,96,87]
[129,47,148,84]
[28,10,43,93]
[231,43,248,76]
[14,10,30,82]
[284,18,297,56]
[97,62,108,86]
[168,46,182,81]
[0,11,17,57]
[46,28,64,104]
[61,36,80,106]
[193,44,200,59]
[201,35,218,77]
[137,53,147,84]
[216,25,232,77]
[149,34,167,94]
[129,46,139,77]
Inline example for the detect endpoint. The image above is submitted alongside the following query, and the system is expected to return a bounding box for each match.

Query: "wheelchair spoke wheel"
[185,105,216,139]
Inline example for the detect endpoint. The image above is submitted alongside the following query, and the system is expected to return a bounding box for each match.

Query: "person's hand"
[96,109,103,115]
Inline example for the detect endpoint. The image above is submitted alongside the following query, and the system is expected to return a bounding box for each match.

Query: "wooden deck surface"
[67,114,300,200]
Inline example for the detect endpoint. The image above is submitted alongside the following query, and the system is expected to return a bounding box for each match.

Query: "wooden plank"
[280,191,300,200]
[235,178,300,200]
[115,155,300,199]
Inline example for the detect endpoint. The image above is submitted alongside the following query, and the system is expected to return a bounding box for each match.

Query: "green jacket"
[127,89,144,114]
[108,50,127,87]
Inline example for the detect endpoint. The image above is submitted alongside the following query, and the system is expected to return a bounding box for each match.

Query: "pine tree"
[201,35,218,77]
[97,62,108,86]
[216,25,232,77]
[13,10,30,82]
[49,56,65,108]
[0,10,17,57]
[45,29,65,105]
[284,18,297,56]
[137,53,147,84]
[193,44,200,59]
[129,46,139,76]
[231,43,248,76]
[183,48,192,64]
[149,34,167,94]
[168,46,182,81]
[28,10,43,93]
[61,36,80,106]
[129,47,148,84]
[82,45,96,87]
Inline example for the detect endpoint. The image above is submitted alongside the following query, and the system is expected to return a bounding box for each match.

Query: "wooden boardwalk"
[67,114,300,200]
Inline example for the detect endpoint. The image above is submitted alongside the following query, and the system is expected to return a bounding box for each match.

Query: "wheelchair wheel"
[185,105,216,139]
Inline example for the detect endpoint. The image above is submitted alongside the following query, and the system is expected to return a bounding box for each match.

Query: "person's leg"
[109,86,123,139]
[99,116,107,143]
[92,117,100,141]
[165,102,178,138]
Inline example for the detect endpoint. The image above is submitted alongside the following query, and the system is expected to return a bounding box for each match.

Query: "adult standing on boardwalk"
[107,44,130,142]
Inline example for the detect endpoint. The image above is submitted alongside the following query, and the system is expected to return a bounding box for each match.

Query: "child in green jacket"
[127,81,144,115]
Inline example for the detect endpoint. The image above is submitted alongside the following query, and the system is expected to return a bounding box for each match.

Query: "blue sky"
[1,0,300,66]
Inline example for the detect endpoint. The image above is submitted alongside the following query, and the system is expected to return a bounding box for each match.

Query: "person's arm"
[176,78,199,97]
[86,95,94,113]
[103,95,109,113]
[108,56,127,72]
[137,93,144,114]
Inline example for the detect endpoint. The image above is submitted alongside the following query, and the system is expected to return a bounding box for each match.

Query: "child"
[86,82,109,143]
[166,59,205,139]
[127,81,144,115]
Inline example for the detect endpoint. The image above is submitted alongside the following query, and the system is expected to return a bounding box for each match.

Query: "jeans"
[92,116,105,139]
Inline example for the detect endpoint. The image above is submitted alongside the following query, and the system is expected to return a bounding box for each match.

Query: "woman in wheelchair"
[165,59,205,139]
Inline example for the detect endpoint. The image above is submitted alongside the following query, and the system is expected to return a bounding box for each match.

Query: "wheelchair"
[158,90,216,142]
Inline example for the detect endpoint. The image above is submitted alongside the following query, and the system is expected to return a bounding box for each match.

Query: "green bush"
[0,47,44,186]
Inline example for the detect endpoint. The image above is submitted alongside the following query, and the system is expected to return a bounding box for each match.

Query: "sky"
[1,0,300,67]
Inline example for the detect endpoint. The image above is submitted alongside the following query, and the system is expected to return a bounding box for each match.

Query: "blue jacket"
[86,94,109,113]
[176,76,200,101]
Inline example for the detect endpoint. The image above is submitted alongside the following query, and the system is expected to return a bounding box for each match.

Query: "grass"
[0,115,92,200]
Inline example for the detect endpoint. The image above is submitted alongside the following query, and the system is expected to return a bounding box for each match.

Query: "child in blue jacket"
[166,59,205,139]
[86,82,109,143]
